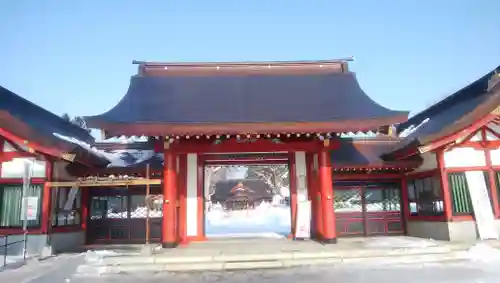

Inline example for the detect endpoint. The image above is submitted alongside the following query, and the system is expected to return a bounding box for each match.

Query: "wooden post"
[318,145,337,243]
[400,176,409,234]
[436,150,453,221]
[162,150,177,248]
[145,164,151,245]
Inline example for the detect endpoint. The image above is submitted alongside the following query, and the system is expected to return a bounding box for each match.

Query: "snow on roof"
[54,132,161,168]
[398,118,430,138]
[339,131,378,138]
[98,135,149,144]
[99,149,161,168]
[53,132,108,159]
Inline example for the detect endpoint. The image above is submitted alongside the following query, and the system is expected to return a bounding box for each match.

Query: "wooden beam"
[418,113,498,154]
[0,128,64,159]
[47,179,162,187]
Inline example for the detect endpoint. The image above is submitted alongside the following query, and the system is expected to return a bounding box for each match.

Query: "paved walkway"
[3,236,500,282]
[77,236,481,275]
[87,236,464,257]
[0,253,84,283]
[69,260,500,283]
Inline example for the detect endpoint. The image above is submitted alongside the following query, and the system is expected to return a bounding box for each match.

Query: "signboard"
[465,171,499,240]
[295,200,311,239]
[21,196,39,221]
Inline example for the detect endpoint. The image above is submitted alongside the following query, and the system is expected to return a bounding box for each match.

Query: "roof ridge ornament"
[487,69,500,92]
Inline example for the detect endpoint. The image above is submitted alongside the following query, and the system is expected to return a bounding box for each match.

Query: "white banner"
[465,171,499,240]
[295,200,311,239]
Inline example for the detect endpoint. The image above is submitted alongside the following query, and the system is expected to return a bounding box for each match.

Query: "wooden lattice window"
[448,171,490,216]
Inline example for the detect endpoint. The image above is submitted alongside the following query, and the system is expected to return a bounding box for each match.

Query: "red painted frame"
[441,124,500,220]
[0,136,54,235]
[158,138,340,154]
[333,185,405,237]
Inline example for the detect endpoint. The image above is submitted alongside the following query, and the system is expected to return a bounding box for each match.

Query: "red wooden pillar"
[288,153,297,238]
[436,150,453,221]
[400,176,409,234]
[307,153,323,239]
[318,148,337,243]
[162,150,177,248]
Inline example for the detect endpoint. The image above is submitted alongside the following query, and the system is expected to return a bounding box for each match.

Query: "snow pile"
[101,205,163,219]
[3,255,28,265]
[363,237,439,249]
[340,131,378,138]
[99,135,149,144]
[53,132,109,160]
[205,199,291,236]
[84,250,121,264]
[466,243,500,264]
[54,133,159,168]
[99,149,157,167]
[399,118,430,138]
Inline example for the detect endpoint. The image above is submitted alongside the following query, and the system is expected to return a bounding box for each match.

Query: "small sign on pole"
[20,196,39,221]
[18,158,35,260]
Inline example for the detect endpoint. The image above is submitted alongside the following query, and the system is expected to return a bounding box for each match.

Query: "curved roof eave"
[84,72,408,133]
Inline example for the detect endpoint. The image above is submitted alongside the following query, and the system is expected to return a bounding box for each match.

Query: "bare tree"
[246,165,289,195]
[204,166,223,200]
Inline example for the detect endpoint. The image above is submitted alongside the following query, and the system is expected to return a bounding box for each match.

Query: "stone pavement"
[69,259,500,283]
[4,236,500,282]
[75,237,482,276]
[0,253,84,283]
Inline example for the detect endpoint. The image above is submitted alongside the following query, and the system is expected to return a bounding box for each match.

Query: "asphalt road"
[26,259,500,283]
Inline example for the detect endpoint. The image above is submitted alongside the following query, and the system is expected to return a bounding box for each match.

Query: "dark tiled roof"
[0,86,108,166]
[0,86,93,143]
[384,65,500,158]
[396,65,500,134]
[334,138,421,168]
[85,72,408,128]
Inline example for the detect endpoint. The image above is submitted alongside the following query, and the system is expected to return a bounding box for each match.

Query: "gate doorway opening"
[203,157,291,238]
[333,182,404,237]
[86,186,163,245]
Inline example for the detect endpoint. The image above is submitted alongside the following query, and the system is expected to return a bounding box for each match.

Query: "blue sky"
[1,0,499,120]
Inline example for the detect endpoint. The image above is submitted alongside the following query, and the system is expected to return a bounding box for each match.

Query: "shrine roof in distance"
[84,59,409,137]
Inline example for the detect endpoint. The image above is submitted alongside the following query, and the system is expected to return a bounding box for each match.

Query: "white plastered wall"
[186,153,198,237]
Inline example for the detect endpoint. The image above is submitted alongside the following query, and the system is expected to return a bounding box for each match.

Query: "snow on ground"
[2,255,27,266]
[84,250,122,264]
[466,243,500,264]
[205,200,291,237]
[362,237,439,249]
